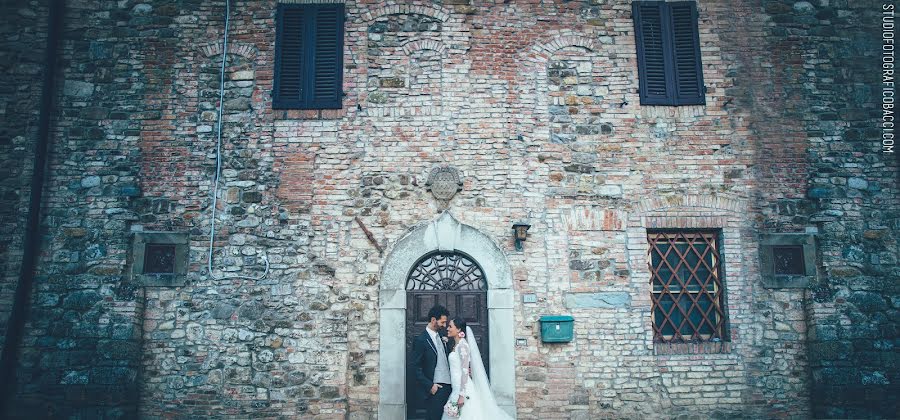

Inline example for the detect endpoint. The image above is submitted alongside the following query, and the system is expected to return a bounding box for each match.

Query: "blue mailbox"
[539,315,574,343]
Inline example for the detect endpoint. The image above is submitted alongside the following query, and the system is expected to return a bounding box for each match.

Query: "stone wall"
[0,0,48,359]
[6,0,153,417]
[738,1,899,418]
[0,0,894,419]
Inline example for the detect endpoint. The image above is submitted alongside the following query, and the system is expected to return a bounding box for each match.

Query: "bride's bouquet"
[443,400,461,418]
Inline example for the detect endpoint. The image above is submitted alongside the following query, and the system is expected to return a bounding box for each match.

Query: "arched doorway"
[378,212,517,419]
[405,251,489,419]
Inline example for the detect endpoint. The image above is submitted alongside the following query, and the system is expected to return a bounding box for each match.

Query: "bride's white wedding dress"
[441,327,513,420]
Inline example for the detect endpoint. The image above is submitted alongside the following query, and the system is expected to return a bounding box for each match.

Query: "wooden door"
[404,252,489,420]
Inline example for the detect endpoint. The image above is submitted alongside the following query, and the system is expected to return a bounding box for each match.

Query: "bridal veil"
[465,326,513,419]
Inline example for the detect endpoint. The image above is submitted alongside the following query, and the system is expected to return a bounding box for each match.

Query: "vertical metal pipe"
[0,0,65,414]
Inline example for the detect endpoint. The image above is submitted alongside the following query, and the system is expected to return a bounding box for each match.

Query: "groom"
[408,305,452,420]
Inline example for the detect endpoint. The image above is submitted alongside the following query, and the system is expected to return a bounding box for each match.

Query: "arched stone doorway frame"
[378,212,516,419]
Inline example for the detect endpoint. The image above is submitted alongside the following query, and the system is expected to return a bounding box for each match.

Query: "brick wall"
[0,0,894,419]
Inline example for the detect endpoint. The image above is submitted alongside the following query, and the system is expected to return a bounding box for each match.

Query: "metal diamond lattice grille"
[648,231,726,342]
[406,252,486,291]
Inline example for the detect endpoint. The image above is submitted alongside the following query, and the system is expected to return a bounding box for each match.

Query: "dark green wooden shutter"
[273,4,344,109]
[669,2,704,105]
[308,4,344,109]
[633,1,705,106]
[633,2,671,105]
[274,4,305,109]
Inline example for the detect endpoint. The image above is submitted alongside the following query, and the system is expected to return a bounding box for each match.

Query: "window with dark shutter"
[632,1,705,106]
[274,3,344,109]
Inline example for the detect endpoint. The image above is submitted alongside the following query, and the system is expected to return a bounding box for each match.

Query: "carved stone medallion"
[426,166,463,203]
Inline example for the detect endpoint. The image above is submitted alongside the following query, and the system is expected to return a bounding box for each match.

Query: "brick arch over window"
[632,194,747,249]
[378,212,516,419]
[199,42,258,60]
[360,3,452,23]
[636,194,745,215]
[514,32,602,144]
[364,5,458,117]
[401,39,447,58]
[525,32,599,62]
[404,42,446,108]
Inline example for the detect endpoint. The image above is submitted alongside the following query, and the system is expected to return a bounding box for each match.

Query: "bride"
[441,318,513,420]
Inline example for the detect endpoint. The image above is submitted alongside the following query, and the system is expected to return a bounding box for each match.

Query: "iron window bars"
[648,230,727,342]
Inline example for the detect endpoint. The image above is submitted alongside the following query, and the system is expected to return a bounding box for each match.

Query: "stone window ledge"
[639,104,707,119]
[653,341,732,355]
[273,108,347,120]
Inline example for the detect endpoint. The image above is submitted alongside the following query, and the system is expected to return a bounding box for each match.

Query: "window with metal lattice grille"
[648,230,728,342]
[632,1,705,105]
[273,3,345,109]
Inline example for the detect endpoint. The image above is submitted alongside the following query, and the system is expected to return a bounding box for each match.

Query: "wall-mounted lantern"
[512,222,531,251]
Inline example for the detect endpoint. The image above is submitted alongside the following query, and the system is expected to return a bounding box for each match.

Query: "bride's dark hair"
[450,317,468,351]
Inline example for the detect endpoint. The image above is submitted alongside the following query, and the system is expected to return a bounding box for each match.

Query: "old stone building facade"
[0,0,896,419]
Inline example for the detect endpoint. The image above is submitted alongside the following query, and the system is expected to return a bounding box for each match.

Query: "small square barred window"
[144,243,177,274]
[648,231,727,342]
[132,232,189,287]
[773,245,805,275]
[758,233,817,289]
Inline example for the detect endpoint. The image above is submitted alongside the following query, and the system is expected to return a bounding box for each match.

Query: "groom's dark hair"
[428,305,449,322]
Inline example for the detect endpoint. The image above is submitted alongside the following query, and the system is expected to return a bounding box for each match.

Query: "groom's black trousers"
[425,382,452,420]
